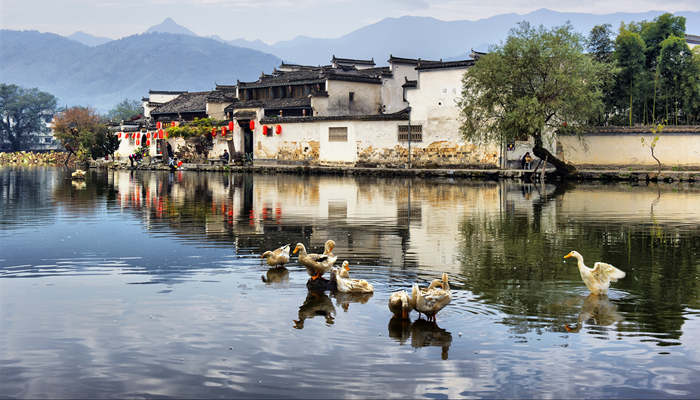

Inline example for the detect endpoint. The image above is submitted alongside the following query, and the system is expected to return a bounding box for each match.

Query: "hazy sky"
[1,0,698,43]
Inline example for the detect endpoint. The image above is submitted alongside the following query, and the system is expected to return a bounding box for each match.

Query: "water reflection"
[3,167,700,397]
[387,317,453,360]
[261,267,289,286]
[333,291,373,312]
[293,290,336,329]
[565,294,624,333]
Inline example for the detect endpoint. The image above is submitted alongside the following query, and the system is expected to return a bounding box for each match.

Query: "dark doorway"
[239,120,254,163]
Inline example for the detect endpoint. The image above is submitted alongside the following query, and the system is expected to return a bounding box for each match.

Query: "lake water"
[1,167,699,399]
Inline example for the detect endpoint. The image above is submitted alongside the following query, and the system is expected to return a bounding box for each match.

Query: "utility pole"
[407,107,411,169]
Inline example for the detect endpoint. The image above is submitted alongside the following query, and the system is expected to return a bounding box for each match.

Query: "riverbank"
[97,160,699,183]
[0,151,74,167]
[2,152,694,183]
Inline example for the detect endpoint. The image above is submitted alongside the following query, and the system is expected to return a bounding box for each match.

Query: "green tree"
[90,125,120,160]
[614,28,646,126]
[587,24,618,124]
[639,13,686,70]
[657,36,697,124]
[587,24,615,63]
[107,98,142,122]
[0,84,57,151]
[459,22,603,176]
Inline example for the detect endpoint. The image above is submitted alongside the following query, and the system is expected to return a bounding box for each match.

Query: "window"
[328,127,348,142]
[348,92,354,102]
[398,125,422,142]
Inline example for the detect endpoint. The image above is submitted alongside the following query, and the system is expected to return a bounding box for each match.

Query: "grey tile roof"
[226,97,311,112]
[149,90,188,95]
[207,86,237,102]
[388,55,439,65]
[151,91,209,115]
[261,107,410,124]
[416,59,475,71]
[332,55,375,66]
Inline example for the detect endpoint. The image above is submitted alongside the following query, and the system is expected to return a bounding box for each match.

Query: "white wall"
[143,93,182,119]
[325,80,382,116]
[405,66,499,165]
[559,133,700,167]
[255,120,321,162]
[381,62,418,114]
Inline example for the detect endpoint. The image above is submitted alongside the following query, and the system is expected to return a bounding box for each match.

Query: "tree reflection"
[457,181,700,342]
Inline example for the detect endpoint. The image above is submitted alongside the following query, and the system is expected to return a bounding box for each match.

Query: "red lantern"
[165,131,169,139]
[156,121,162,129]
[211,127,217,137]
[118,132,122,139]
[222,126,227,137]
[171,121,176,127]
[276,125,282,135]
[158,129,164,139]
[249,120,255,130]
[136,139,140,146]
[152,131,157,139]
[146,139,151,146]
[228,121,234,131]
[262,125,268,135]
[124,133,129,139]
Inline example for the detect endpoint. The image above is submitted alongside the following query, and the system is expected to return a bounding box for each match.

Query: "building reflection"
[84,170,700,342]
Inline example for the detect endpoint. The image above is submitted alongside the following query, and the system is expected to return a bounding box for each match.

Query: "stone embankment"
[1,153,695,183]
[101,160,698,183]
[0,151,74,167]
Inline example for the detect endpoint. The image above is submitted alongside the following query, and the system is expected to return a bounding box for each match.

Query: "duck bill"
[293,247,299,254]
[563,253,573,259]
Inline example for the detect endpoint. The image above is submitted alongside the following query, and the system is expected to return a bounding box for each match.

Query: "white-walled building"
[115,54,500,168]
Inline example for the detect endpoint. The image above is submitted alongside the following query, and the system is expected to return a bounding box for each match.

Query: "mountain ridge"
[0,30,281,111]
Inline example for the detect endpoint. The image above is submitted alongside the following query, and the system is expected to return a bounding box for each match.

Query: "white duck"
[261,244,291,268]
[412,273,452,322]
[563,251,626,295]
[389,290,414,320]
[331,261,374,293]
[293,240,337,280]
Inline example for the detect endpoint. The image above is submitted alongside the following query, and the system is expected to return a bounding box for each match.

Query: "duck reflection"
[332,291,373,312]
[387,317,453,360]
[261,267,289,286]
[293,290,336,329]
[71,180,86,190]
[565,294,623,333]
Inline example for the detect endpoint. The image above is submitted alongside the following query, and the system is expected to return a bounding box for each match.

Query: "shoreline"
[103,162,698,183]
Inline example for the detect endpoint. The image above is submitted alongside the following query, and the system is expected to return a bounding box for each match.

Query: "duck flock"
[262,240,452,321]
[262,242,627,323]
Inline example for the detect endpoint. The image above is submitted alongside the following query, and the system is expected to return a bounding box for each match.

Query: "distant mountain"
[0,30,281,111]
[253,9,700,65]
[68,31,113,46]
[145,17,197,36]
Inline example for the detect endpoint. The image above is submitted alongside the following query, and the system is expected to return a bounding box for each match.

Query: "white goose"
[563,251,626,295]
